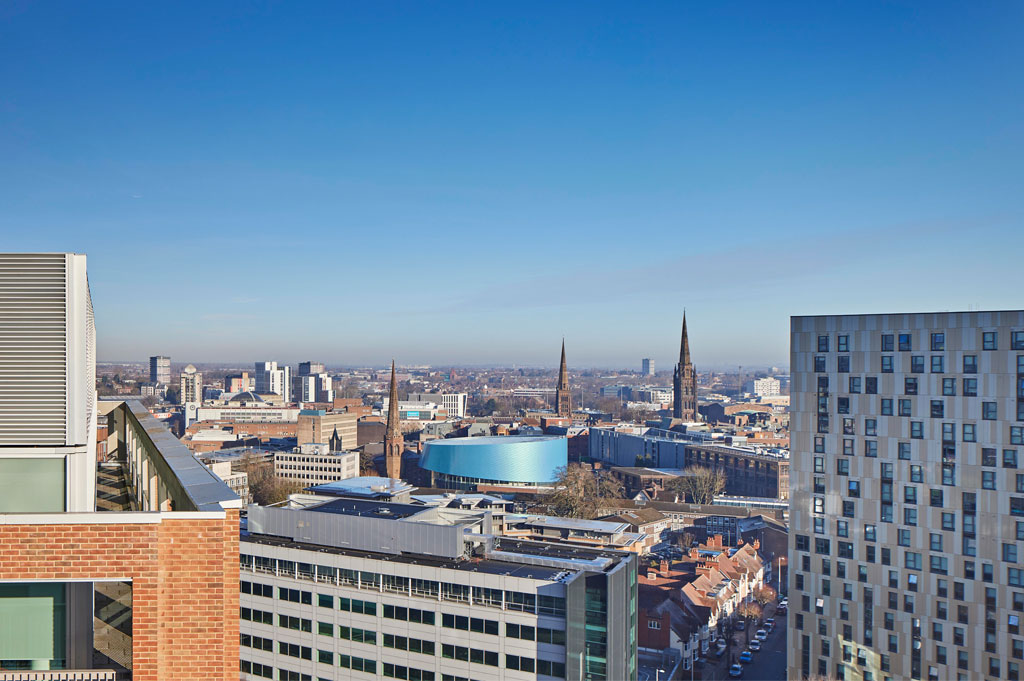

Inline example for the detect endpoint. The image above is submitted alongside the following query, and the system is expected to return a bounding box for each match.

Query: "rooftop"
[307,476,416,499]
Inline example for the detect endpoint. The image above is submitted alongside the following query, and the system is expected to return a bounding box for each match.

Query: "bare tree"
[753,585,778,607]
[736,600,762,636]
[544,464,624,519]
[668,466,727,505]
[239,451,303,506]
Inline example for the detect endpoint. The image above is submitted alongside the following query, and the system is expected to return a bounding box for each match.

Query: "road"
[695,604,787,681]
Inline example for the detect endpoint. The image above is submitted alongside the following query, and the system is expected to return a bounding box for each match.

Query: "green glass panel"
[0,583,66,666]
[0,458,65,512]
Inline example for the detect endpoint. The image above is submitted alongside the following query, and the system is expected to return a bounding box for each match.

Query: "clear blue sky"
[2,2,1021,369]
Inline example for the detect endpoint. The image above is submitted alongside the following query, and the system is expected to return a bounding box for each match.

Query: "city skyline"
[3,2,1022,365]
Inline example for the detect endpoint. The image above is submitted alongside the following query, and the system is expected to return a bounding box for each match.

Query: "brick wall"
[0,511,239,680]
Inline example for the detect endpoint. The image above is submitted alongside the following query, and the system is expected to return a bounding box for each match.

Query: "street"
[696,603,787,681]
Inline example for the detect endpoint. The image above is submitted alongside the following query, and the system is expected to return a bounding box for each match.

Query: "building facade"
[255,361,291,403]
[590,427,790,500]
[297,409,359,450]
[149,355,170,385]
[420,436,568,492]
[751,377,782,398]
[642,358,655,376]
[789,311,1024,681]
[240,499,638,681]
[274,448,359,485]
[409,393,468,419]
[0,253,241,679]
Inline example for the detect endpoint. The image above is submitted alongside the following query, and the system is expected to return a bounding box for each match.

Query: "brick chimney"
[659,560,670,577]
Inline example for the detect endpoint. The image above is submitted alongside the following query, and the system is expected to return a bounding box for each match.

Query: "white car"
[749,640,762,652]
[755,629,768,641]
[729,664,743,677]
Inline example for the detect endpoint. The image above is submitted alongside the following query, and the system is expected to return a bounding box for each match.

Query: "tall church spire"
[556,339,572,417]
[385,360,402,479]
[680,312,691,365]
[673,314,698,421]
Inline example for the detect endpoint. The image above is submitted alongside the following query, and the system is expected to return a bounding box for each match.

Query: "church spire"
[680,312,691,365]
[556,339,572,417]
[385,360,402,479]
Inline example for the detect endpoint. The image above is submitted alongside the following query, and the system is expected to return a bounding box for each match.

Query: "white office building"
[256,361,291,403]
[240,499,638,681]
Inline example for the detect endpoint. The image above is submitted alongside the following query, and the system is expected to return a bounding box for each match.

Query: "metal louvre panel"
[0,254,67,445]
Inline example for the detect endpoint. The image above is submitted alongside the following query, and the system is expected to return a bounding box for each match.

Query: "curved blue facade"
[420,436,567,484]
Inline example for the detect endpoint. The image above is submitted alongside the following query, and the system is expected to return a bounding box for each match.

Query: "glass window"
[1007,450,1019,468]
[932,333,945,351]
[881,398,893,415]
[818,335,830,352]
[1014,332,1024,351]
[866,376,878,394]
[983,471,996,490]
[943,378,956,396]
[838,355,850,373]
[982,402,998,420]
[963,424,976,442]
[964,355,978,373]
[984,331,997,350]
[931,356,944,373]
[838,335,849,352]
[911,356,924,373]
[964,378,978,397]
[815,356,827,373]
[0,458,66,512]
[899,334,913,351]
[849,376,861,393]
[905,378,918,395]
[881,356,893,373]
[899,399,912,416]
[881,334,894,352]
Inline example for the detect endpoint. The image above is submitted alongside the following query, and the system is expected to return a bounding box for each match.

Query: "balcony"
[0,400,242,680]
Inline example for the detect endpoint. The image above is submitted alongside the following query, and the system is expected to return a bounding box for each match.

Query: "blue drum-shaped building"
[420,435,567,491]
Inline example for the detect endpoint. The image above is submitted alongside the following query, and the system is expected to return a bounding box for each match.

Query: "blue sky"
[1,2,1021,368]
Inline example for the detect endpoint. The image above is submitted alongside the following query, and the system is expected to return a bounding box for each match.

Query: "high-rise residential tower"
[672,314,698,421]
[255,360,291,402]
[149,354,170,385]
[642,357,655,376]
[385,360,403,479]
[556,340,572,417]
[790,311,1024,681]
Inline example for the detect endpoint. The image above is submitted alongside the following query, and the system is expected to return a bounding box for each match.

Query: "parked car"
[763,618,775,631]
[755,629,768,641]
[715,644,728,658]
[740,651,753,663]
[778,597,788,608]
[748,640,761,652]
[735,620,746,631]
[729,664,744,677]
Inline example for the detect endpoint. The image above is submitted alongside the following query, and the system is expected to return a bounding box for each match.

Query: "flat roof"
[308,498,429,520]
[241,533,568,581]
[307,476,416,498]
[514,515,629,534]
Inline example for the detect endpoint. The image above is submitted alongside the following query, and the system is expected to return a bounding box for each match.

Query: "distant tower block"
[642,358,654,376]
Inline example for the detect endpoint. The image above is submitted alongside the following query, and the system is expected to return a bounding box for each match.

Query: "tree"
[736,600,762,637]
[544,464,624,519]
[667,466,727,505]
[359,449,378,476]
[675,531,696,549]
[753,585,778,608]
[239,451,303,506]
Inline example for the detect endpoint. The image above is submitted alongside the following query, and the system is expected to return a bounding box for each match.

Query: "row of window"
[816,330,1022,353]
[240,555,567,616]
